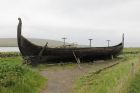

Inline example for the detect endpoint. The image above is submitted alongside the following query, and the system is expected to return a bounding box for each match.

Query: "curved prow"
[17,18,42,56]
[17,18,22,44]
[17,18,22,37]
[17,18,24,55]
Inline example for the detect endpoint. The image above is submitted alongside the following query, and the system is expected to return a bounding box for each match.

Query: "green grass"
[1,48,140,93]
[74,48,140,93]
[0,56,47,93]
[0,52,20,57]
[127,68,140,93]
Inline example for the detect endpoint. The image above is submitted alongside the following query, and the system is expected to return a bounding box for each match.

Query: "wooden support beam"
[72,51,81,69]
[38,42,48,56]
[111,55,114,60]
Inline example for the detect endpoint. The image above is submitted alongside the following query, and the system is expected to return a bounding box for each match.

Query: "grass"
[0,52,20,57]
[74,48,140,93]
[0,56,47,93]
[127,69,140,93]
[1,48,140,93]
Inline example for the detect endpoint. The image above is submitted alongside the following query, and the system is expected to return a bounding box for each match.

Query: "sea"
[0,47,19,52]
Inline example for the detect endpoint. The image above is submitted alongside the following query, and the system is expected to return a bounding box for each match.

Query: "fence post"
[131,63,135,77]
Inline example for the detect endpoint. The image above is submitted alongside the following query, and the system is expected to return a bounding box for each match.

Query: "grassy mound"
[0,57,46,93]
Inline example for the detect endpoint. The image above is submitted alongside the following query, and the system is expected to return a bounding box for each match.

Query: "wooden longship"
[17,18,124,64]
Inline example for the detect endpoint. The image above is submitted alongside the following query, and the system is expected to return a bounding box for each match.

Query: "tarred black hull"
[17,18,124,63]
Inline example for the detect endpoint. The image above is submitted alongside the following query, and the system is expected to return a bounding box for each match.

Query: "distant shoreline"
[0,47,19,52]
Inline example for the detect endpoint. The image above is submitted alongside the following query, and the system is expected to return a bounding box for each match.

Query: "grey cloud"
[0,0,139,47]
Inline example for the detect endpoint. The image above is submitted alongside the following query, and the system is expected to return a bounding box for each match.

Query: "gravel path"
[40,61,117,93]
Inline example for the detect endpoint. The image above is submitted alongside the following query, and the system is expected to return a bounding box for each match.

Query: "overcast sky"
[0,0,140,47]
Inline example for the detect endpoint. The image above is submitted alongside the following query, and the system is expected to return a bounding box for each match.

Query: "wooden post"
[72,51,81,69]
[38,42,48,56]
[131,63,135,76]
[62,37,67,48]
[111,55,114,60]
[88,39,93,48]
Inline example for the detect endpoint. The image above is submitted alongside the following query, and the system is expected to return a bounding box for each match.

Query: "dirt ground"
[40,60,117,93]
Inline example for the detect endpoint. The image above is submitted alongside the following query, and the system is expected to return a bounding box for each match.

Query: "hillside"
[0,38,80,47]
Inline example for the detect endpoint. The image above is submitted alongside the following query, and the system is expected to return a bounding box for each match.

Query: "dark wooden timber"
[17,18,124,64]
